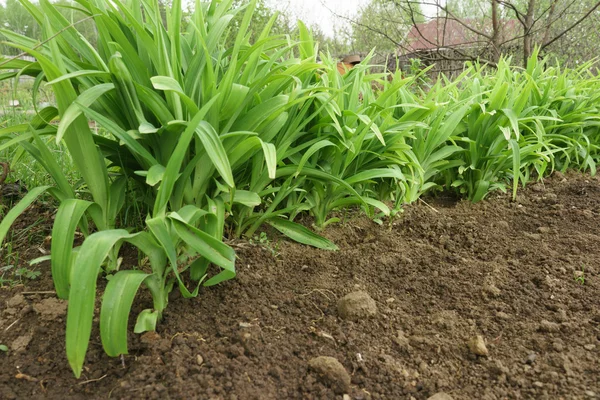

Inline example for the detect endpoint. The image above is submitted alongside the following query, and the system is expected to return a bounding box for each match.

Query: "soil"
[1,171,599,400]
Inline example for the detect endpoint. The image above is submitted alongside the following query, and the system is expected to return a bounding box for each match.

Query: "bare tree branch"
[541,1,600,50]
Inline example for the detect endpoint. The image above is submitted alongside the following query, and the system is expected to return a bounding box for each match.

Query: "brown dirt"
[1,171,599,400]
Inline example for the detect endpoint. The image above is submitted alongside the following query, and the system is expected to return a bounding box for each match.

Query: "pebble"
[585,390,596,397]
[337,291,377,321]
[196,354,204,365]
[533,381,544,388]
[525,353,537,365]
[468,335,489,357]
[584,344,596,351]
[537,227,551,234]
[308,356,351,394]
[427,393,454,400]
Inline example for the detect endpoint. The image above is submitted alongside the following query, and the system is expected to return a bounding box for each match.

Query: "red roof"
[401,18,521,54]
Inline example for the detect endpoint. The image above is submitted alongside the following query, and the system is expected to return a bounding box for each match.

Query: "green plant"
[15,266,41,280]
[0,344,8,352]
[249,231,280,257]
[0,265,16,286]
[0,0,599,380]
[575,266,585,285]
[0,0,334,378]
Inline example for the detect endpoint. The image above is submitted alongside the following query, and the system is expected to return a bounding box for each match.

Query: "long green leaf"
[100,270,150,357]
[267,218,338,251]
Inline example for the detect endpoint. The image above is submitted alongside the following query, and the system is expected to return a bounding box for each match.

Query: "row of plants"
[0,0,598,378]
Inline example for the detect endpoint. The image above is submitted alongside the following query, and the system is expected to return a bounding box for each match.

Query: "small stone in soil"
[337,291,377,321]
[525,353,537,365]
[585,390,596,397]
[584,344,596,351]
[427,393,454,400]
[308,356,351,394]
[468,335,489,357]
[533,381,543,388]
[196,354,204,365]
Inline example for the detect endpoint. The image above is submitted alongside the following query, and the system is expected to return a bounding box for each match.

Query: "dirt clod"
[496,311,510,320]
[7,294,25,308]
[468,335,489,356]
[539,320,561,332]
[483,283,501,297]
[308,356,351,394]
[393,330,411,351]
[10,334,32,352]
[337,291,377,320]
[428,393,455,400]
[32,298,67,321]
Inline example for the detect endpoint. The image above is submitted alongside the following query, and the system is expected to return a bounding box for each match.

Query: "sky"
[270,0,444,37]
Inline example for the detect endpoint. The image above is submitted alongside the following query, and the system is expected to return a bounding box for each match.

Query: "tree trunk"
[491,0,501,62]
[541,0,559,46]
[523,0,536,66]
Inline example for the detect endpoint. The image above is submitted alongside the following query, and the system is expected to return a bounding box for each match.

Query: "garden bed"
[1,171,599,400]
